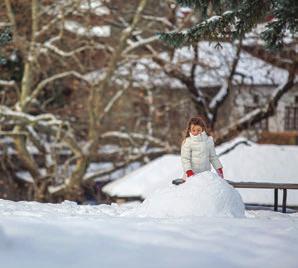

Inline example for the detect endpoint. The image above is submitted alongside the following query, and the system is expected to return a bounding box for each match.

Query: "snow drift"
[127,171,245,218]
[0,226,9,249]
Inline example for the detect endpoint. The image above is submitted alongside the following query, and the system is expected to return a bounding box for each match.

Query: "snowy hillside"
[103,138,298,206]
[1,198,298,268]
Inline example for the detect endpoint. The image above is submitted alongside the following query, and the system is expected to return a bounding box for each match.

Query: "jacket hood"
[189,131,208,142]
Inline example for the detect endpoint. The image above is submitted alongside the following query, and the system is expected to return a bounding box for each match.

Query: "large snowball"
[131,171,245,218]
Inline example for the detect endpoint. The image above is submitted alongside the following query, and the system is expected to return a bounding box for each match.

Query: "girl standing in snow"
[181,116,224,180]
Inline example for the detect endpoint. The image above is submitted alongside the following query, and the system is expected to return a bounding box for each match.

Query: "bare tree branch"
[209,39,242,127]
[142,15,174,27]
[88,0,149,144]
[0,80,19,91]
[0,105,87,192]
[20,70,92,110]
[4,0,17,35]
[123,35,159,55]
[100,131,178,151]
[241,44,298,74]
[216,70,297,145]
[34,1,77,38]
[83,148,170,182]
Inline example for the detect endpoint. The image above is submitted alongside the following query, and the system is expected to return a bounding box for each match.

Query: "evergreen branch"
[0,27,12,64]
[159,0,297,49]
[158,10,236,47]
[261,0,298,50]
[176,0,207,8]
[0,27,12,45]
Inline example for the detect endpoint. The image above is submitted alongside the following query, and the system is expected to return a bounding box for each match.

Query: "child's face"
[190,124,203,136]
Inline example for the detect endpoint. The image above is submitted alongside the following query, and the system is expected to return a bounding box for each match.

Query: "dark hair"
[181,116,209,144]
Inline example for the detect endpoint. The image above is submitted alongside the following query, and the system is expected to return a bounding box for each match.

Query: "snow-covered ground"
[1,197,298,268]
[103,138,298,206]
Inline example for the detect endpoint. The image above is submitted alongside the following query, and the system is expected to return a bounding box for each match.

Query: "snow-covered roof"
[46,1,111,38]
[243,23,296,46]
[79,0,110,16]
[171,42,284,86]
[64,20,111,38]
[98,144,121,154]
[81,21,291,89]
[102,138,298,205]
[177,42,288,86]
[15,171,34,183]
[112,40,289,90]
[15,169,47,183]
[43,0,110,17]
[102,155,182,198]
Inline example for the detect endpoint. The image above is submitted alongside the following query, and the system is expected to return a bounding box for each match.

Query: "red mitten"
[217,168,224,178]
[186,170,194,177]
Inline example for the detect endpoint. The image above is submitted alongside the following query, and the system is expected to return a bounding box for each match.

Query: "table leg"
[274,188,278,211]
[282,189,287,213]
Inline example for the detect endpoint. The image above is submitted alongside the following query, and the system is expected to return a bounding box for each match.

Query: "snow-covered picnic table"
[228,181,298,212]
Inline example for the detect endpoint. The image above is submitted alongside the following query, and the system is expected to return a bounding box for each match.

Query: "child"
[181,116,224,180]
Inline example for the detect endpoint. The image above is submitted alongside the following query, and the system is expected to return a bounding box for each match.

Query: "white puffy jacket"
[181,131,222,175]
